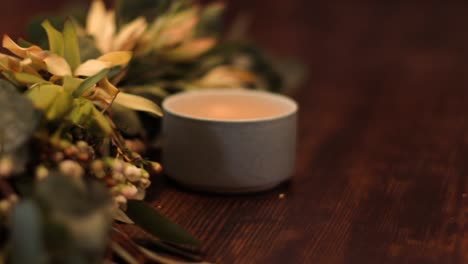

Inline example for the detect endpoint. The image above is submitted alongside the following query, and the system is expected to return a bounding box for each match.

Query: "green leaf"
[67,98,112,135]
[63,19,81,71]
[1,72,21,87]
[0,80,38,152]
[13,72,48,85]
[63,76,82,93]
[17,38,35,48]
[114,92,163,117]
[41,20,64,56]
[26,84,58,110]
[91,107,112,135]
[73,68,109,97]
[11,200,45,264]
[126,200,201,247]
[27,84,73,121]
[113,208,135,224]
[67,98,94,126]
[45,89,73,121]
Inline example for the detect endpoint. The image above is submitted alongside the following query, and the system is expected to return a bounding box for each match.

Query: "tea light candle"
[162,89,298,193]
[163,89,295,121]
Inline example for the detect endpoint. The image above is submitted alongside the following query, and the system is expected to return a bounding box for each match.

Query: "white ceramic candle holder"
[162,89,298,193]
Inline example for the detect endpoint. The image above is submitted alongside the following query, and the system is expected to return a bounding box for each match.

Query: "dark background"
[3,0,467,91]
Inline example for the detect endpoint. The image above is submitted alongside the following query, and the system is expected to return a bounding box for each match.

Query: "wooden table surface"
[4,0,468,263]
[145,1,468,264]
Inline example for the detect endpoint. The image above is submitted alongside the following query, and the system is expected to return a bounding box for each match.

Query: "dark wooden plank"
[4,0,468,263]
[146,1,468,264]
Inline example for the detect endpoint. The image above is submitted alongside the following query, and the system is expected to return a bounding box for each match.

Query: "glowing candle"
[162,89,298,193]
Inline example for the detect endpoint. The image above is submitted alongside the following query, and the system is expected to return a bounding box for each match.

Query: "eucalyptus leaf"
[0,79,38,153]
[36,174,113,263]
[11,200,45,264]
[113,208,135,224]
[36,173,112,217]
[126,200,201,247]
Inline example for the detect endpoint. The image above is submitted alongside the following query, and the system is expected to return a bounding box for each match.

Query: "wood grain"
[145,1,468,263]
[3,0,468,263]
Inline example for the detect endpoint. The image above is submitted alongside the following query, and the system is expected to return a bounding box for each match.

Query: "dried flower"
[0,199,11,215]
[121,184,138,199]
[76,140,89,149]
[112,172,125,183]
[35,165,49,181]
[112,159,125,173]
[0,156,13,178]
[59,160,84,178]
[114,195,127,206]
[53,151,65,162]
[124,164,141,182]
[139,178,151,189]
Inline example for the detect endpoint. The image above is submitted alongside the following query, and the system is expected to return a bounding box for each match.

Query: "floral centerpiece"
[0,0,299,262]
